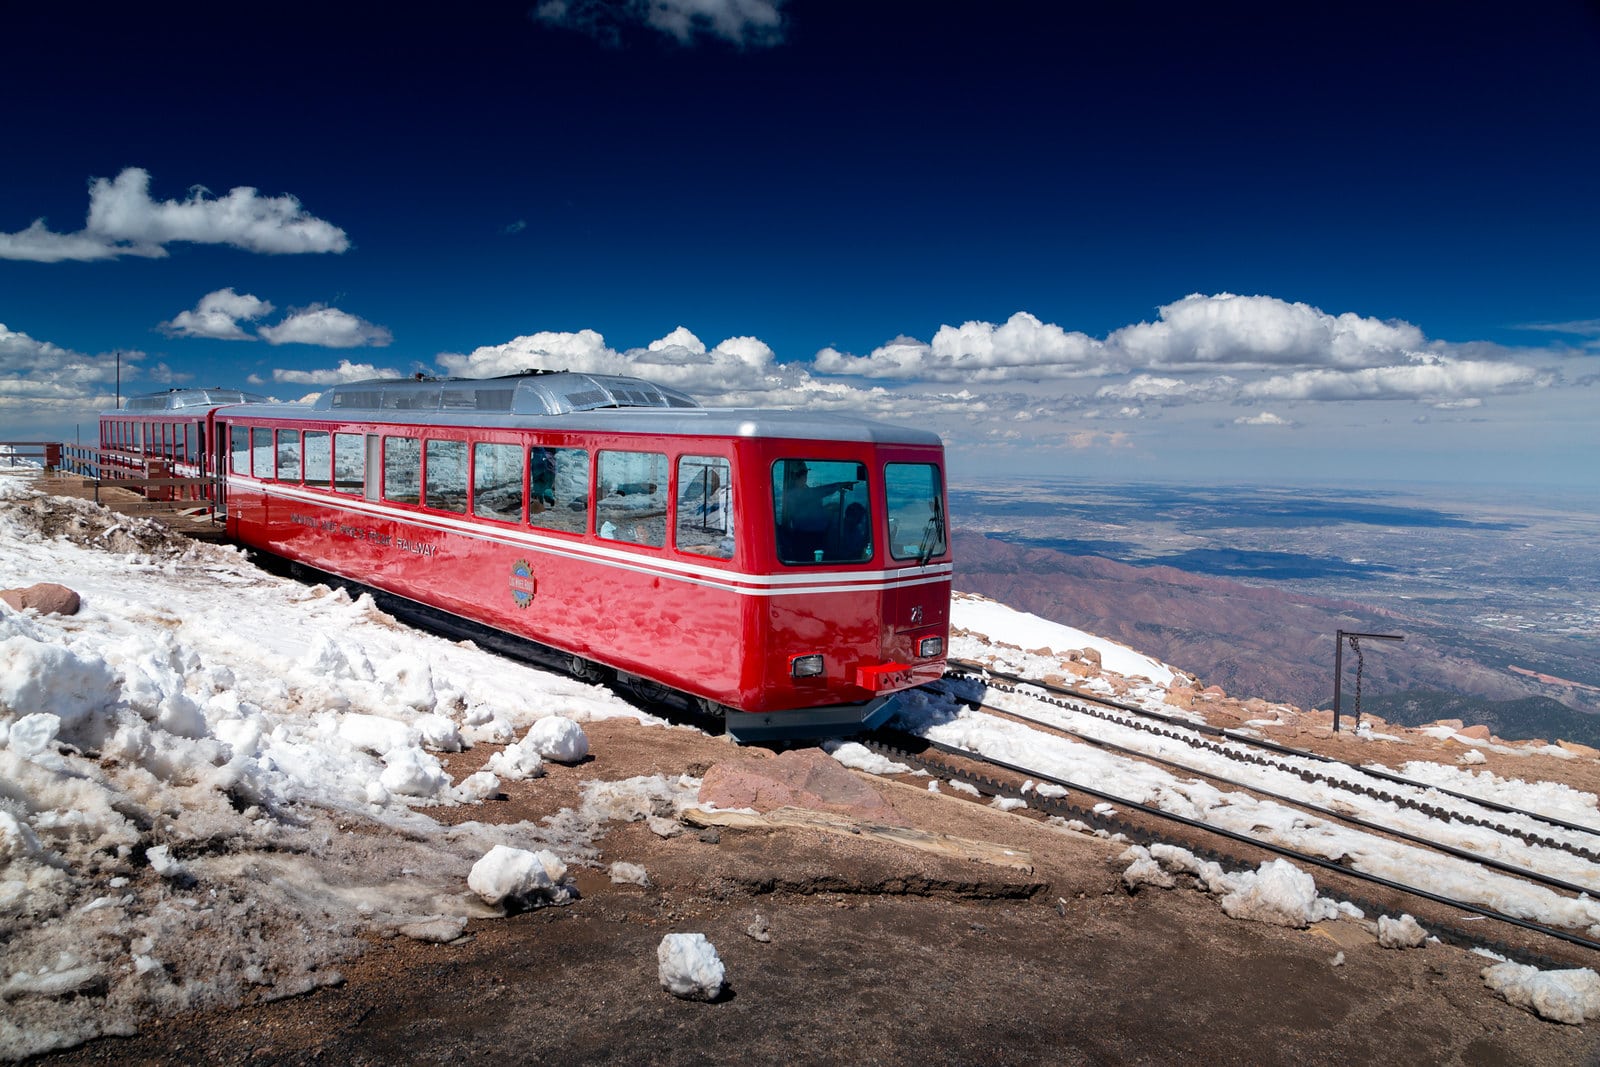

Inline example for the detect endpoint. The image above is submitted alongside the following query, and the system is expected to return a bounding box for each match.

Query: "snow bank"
[657,933,725,1001]
[1482,962,1600,1024]
[951,593,1177,685]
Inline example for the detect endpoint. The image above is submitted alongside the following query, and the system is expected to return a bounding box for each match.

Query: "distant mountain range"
[951,529,1600,746]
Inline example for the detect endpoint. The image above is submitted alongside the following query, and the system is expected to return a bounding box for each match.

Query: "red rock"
[698,748,909,827]
[0,583,81,616]
[1457,725,1491,741]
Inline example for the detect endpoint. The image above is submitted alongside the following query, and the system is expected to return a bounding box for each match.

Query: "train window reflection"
[333,433,363,494]
[303,431,331,489]
[676,455,733,560]
[473,442,524,523]
[251,428,273,479]
[383,436,421,504]
[528,447,590,535]
[772,459,870,565]
[231,426,249,475]
[885,462,946,562]
[425,439,468,513]
[277,429,301,483]
[597,451,666,547]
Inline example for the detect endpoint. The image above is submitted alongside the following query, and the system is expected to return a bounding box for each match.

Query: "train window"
[184,423,197,462]
[383,436,422,504]
[231,426,249,474]
[277,429,302,483]
[772,459,871,565]
[676,455,733,560]
[425,439,468,513]
[885,462,946,562]
[333,433,363,494]
[303,431,331,488]
[596,451,666,547]
[251,428,273,478]
[527,447,590,535]
[472,443,524,523]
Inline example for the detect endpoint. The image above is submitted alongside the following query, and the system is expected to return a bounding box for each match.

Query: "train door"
[211,417,229,516]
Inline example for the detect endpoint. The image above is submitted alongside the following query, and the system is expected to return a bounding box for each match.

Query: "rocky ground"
[26,716,1600,1066]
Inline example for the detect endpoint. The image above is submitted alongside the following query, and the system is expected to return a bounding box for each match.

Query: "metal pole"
[1332,630,1345,732]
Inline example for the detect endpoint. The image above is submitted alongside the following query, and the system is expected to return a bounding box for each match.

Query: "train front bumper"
[724,694,900,743]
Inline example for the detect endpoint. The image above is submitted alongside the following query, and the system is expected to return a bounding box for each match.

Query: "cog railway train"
[99,372,951,739]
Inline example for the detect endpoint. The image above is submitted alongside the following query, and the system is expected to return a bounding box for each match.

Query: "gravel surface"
[26,719,1600,1066]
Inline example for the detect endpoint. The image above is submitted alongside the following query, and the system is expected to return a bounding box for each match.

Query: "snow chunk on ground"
[523,716,589,763]
[824,740,910,775]
[378,747,450,799]
[467,845,571,908]
[1218,859,1340,928]
[1482,962,1600,1024]
[486,741,545,780]
[610,862,650,886]
[1377,913,1428,949]
[657,933,725,1001]
[1119,846,1339,929]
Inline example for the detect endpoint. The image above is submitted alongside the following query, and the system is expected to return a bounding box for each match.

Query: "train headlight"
[791,654,825,678]
[918,637,944,658]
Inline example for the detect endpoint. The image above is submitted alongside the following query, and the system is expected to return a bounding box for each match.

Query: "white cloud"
[1241,358,1543,403]
[441,326,788,398]
[1095,373,1239,405]
[0,168,349,263]
[534,0,785,46]
[272,359,402,386]
[1109,292,1427,370]
[1234,411,1292,426]
[159,288,275,340]
[259,306,393,348]
[1517,318,1600,337]
[0,325,165,429]
[814,313,1108,382]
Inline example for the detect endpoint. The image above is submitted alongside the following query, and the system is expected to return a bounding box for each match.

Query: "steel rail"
[929,681,1599,898]
[946,658,1600,841]
[867,731,1600,957]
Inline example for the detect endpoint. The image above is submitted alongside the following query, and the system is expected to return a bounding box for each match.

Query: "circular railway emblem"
[509,559,537,609]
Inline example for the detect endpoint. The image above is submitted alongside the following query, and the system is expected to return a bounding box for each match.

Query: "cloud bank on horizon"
[0,290,1582,450]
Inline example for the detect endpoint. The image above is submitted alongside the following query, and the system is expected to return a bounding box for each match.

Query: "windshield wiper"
[916,494,945,566]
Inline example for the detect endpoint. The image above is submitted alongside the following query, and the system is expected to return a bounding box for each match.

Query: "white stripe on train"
[231,478,952,599]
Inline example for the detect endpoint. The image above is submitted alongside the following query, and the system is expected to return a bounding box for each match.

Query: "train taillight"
[918,637,944,658]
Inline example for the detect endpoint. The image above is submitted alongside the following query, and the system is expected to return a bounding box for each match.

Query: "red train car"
[195,371,950,739]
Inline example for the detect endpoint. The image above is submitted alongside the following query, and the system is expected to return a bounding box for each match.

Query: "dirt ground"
[25,717,1600,1067]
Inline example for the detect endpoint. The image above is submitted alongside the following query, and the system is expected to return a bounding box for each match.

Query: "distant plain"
[948,478,1600,733]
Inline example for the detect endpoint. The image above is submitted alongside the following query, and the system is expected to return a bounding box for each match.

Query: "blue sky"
[2,1,1597,488]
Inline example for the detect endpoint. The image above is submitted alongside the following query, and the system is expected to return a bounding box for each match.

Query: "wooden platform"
[32,471,231,543]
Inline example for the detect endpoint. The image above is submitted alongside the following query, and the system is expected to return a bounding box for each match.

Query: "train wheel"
[568,655,610,684]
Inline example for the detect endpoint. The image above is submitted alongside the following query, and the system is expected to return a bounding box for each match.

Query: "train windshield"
[772,459,871,565]
[885,462,946,563]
